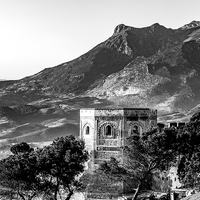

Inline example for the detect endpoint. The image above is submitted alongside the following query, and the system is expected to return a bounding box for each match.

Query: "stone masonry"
[80,108,157,199]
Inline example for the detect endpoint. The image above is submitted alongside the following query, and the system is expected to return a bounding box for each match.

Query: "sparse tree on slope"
[10,142,33,155]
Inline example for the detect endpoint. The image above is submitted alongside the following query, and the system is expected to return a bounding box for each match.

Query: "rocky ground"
[181,193,200,200]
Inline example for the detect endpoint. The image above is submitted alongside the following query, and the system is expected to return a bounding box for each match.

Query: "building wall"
[80,108,157,168]
[124,109,157,138]
[80,109,96,153]
[168,166,182,189]
[80,108,157,199]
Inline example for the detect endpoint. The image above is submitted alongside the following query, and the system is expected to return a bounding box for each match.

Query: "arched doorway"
[85,126,90,135]
[131,125,140,135]
[105,124,112,136]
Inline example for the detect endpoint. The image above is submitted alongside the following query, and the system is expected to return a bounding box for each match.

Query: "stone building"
[80,108,157,199]
[80,107,157,169]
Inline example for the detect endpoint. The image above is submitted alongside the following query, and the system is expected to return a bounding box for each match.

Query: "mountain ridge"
[3,22,195,94]
[1,21,200,143]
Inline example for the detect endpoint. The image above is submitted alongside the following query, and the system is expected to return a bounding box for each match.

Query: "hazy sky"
[1,0,200,80]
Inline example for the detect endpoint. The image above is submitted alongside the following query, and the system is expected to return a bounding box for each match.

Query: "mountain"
[1,21,200,144]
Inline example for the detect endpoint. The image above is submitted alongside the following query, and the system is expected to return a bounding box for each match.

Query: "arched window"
[105,125,112,136]
[85,126,90,135]
[131,125,139,135]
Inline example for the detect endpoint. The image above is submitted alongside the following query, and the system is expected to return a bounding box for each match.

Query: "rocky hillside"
[2,21,200,110]
[1,21,200,143]
[182,192,200,200]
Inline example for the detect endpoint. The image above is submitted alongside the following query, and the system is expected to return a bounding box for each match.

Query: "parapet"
[80,107,157,118]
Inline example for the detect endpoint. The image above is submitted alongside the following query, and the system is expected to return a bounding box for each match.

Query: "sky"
[0,0,200,80]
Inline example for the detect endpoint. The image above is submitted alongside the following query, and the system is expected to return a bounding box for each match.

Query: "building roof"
[80,107,151,110]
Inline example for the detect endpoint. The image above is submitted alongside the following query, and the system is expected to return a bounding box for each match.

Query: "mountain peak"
[148,23,168,32]
[180,20,200,30]
[151,22,161,27]
[113,24,130,35]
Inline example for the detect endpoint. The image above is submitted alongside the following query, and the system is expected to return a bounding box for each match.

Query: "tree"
[99,129,177,200]
[0,149,45,200]
[0,136,89,200]
[36,135,89,200]
[10,142,33,155]
[177,112,200,190]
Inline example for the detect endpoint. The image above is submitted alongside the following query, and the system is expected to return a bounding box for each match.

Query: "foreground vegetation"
[0,135,88,200]
[1,112,200,199]
[99,128,177,200]
[98,111,200,199]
